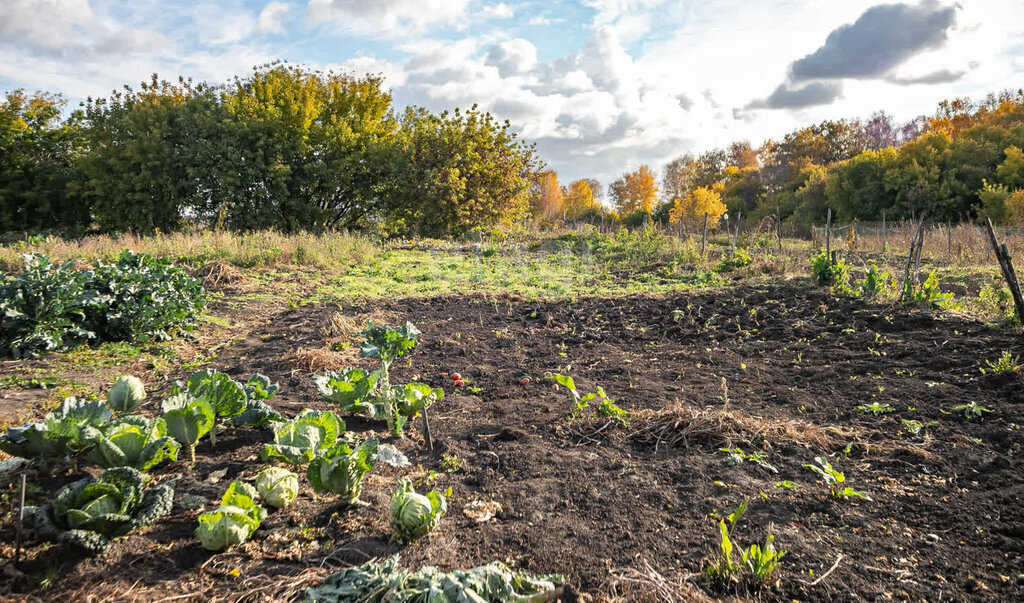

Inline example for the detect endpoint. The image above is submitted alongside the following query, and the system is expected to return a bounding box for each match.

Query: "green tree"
[390,105,539,237]
[214,64,399,231]
[0,90,87,231]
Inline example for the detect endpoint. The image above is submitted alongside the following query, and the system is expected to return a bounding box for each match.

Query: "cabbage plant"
[162,393,215,463]
[389,477,447,543]
[312,321,442,436]
[195,481,267,551]
[255,466,299,508]
[84,416,180,470]
[307,437,379,505]
[31,467,175,554]
[261,409,344,466]
[107,375,146,413]
[0,396,112,468]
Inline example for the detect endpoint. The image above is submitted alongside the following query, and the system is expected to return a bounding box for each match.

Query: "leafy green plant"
[195,481,267,551]
[306,437,379,505]
[313,321,442,436]
[980,351,1020,375]
[106,375,146,413]
[0,251,205,358]
[719,447,778,473]
[81,250,206,344]
[902,270,953,309]
[954,402,993,420]
[0,397,112,467]
[703,501,786,587]
[161,393,215,463]
[900,419,937,436]
[31,467,175,554]
[804,456,870,500]
[810,251,850,291]
[703,501,747,584]
[0,254,93,358]
[547,374,628,425]
[84,416,180,470]
[715,248,752,273]
[390,477,448,544]
[854,402,894,416]
[305,555,564,602]
[741,531,786,585]
[859,264,893,297]
[262,409,344,466]
[255,467,299,509]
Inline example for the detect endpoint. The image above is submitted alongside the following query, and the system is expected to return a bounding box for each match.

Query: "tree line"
[0,64,539,237]
[542,90,1024,229]
[4,65,1024,238]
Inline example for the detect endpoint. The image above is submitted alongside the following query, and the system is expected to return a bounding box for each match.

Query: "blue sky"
[2,0,1023,189]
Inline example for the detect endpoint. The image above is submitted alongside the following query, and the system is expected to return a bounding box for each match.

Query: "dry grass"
[196,260,245,287]
[627,400,855,453]
[285,346,356,372]
[597,561,712,603]
[0,230,377,272]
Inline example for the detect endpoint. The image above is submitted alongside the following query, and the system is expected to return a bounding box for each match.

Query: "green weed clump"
[0,251,205,358]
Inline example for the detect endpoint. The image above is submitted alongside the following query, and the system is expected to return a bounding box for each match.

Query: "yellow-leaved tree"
[1007,190,1024,226]
[609,165,658,214]
[534,170,563,221]
[668,182,727,230]
[562,180,596,218]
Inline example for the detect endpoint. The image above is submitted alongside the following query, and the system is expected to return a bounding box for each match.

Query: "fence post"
[825,208,832,265]
[984,218,1024,325]
[701,213,708,257]
[947,220,952,258]
[881,211,886,253]
[776,210,783,251]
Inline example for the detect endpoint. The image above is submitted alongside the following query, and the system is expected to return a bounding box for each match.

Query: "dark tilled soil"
[2,284,1023,601]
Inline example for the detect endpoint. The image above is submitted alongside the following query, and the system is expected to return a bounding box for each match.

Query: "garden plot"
[2,284,1022,601]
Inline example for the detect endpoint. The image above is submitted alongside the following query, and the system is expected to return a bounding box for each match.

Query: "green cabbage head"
[261,409,344,466]
[389,477,447,543]
[107,375,146,412]
[195,481,267,551]
[85,416,180,470]
[32,467,175,554]
[255,466,299,508]
[307,437,378,504]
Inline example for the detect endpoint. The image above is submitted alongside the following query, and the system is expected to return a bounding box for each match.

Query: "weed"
[439,455,465,473]
[954,402,993,420]
[719,447,778,473]
[703,501,786,587]
[854,402,895,416]
[804,457,870,500]
[547,374,628,425]
[980,351,1020,375]
[715,248,752,273]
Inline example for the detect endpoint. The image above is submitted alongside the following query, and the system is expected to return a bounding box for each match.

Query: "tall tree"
[0,90,86,231]
[562,179,595,219]
[609,165,658,214]
[534,170,563,220]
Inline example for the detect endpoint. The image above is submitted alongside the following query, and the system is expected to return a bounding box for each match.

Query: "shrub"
[0,251,205,358]
[810,251,850,290]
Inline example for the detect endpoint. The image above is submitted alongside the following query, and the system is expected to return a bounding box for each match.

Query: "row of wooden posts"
[821,207,1024,324]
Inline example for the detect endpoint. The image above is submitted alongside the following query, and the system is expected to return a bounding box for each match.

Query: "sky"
[2,0,1023,189]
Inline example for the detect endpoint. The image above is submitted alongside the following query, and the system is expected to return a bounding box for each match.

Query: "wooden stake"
[947,221,952,258]
[701,213,708,257]
[899,217,925,301]
[421,406,433,452]
[15,472,26,566]
[881,211,886,252]
[984,218,1024,325]
[913,221,925,277]
[776,210,783,251]
[825,208,832,265]
[733,211,741,255]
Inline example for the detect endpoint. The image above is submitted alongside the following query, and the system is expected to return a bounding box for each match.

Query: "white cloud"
[304,0,471,35]
[258,2,292,34]
[0,0,163,58]
[481,3,514,19]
